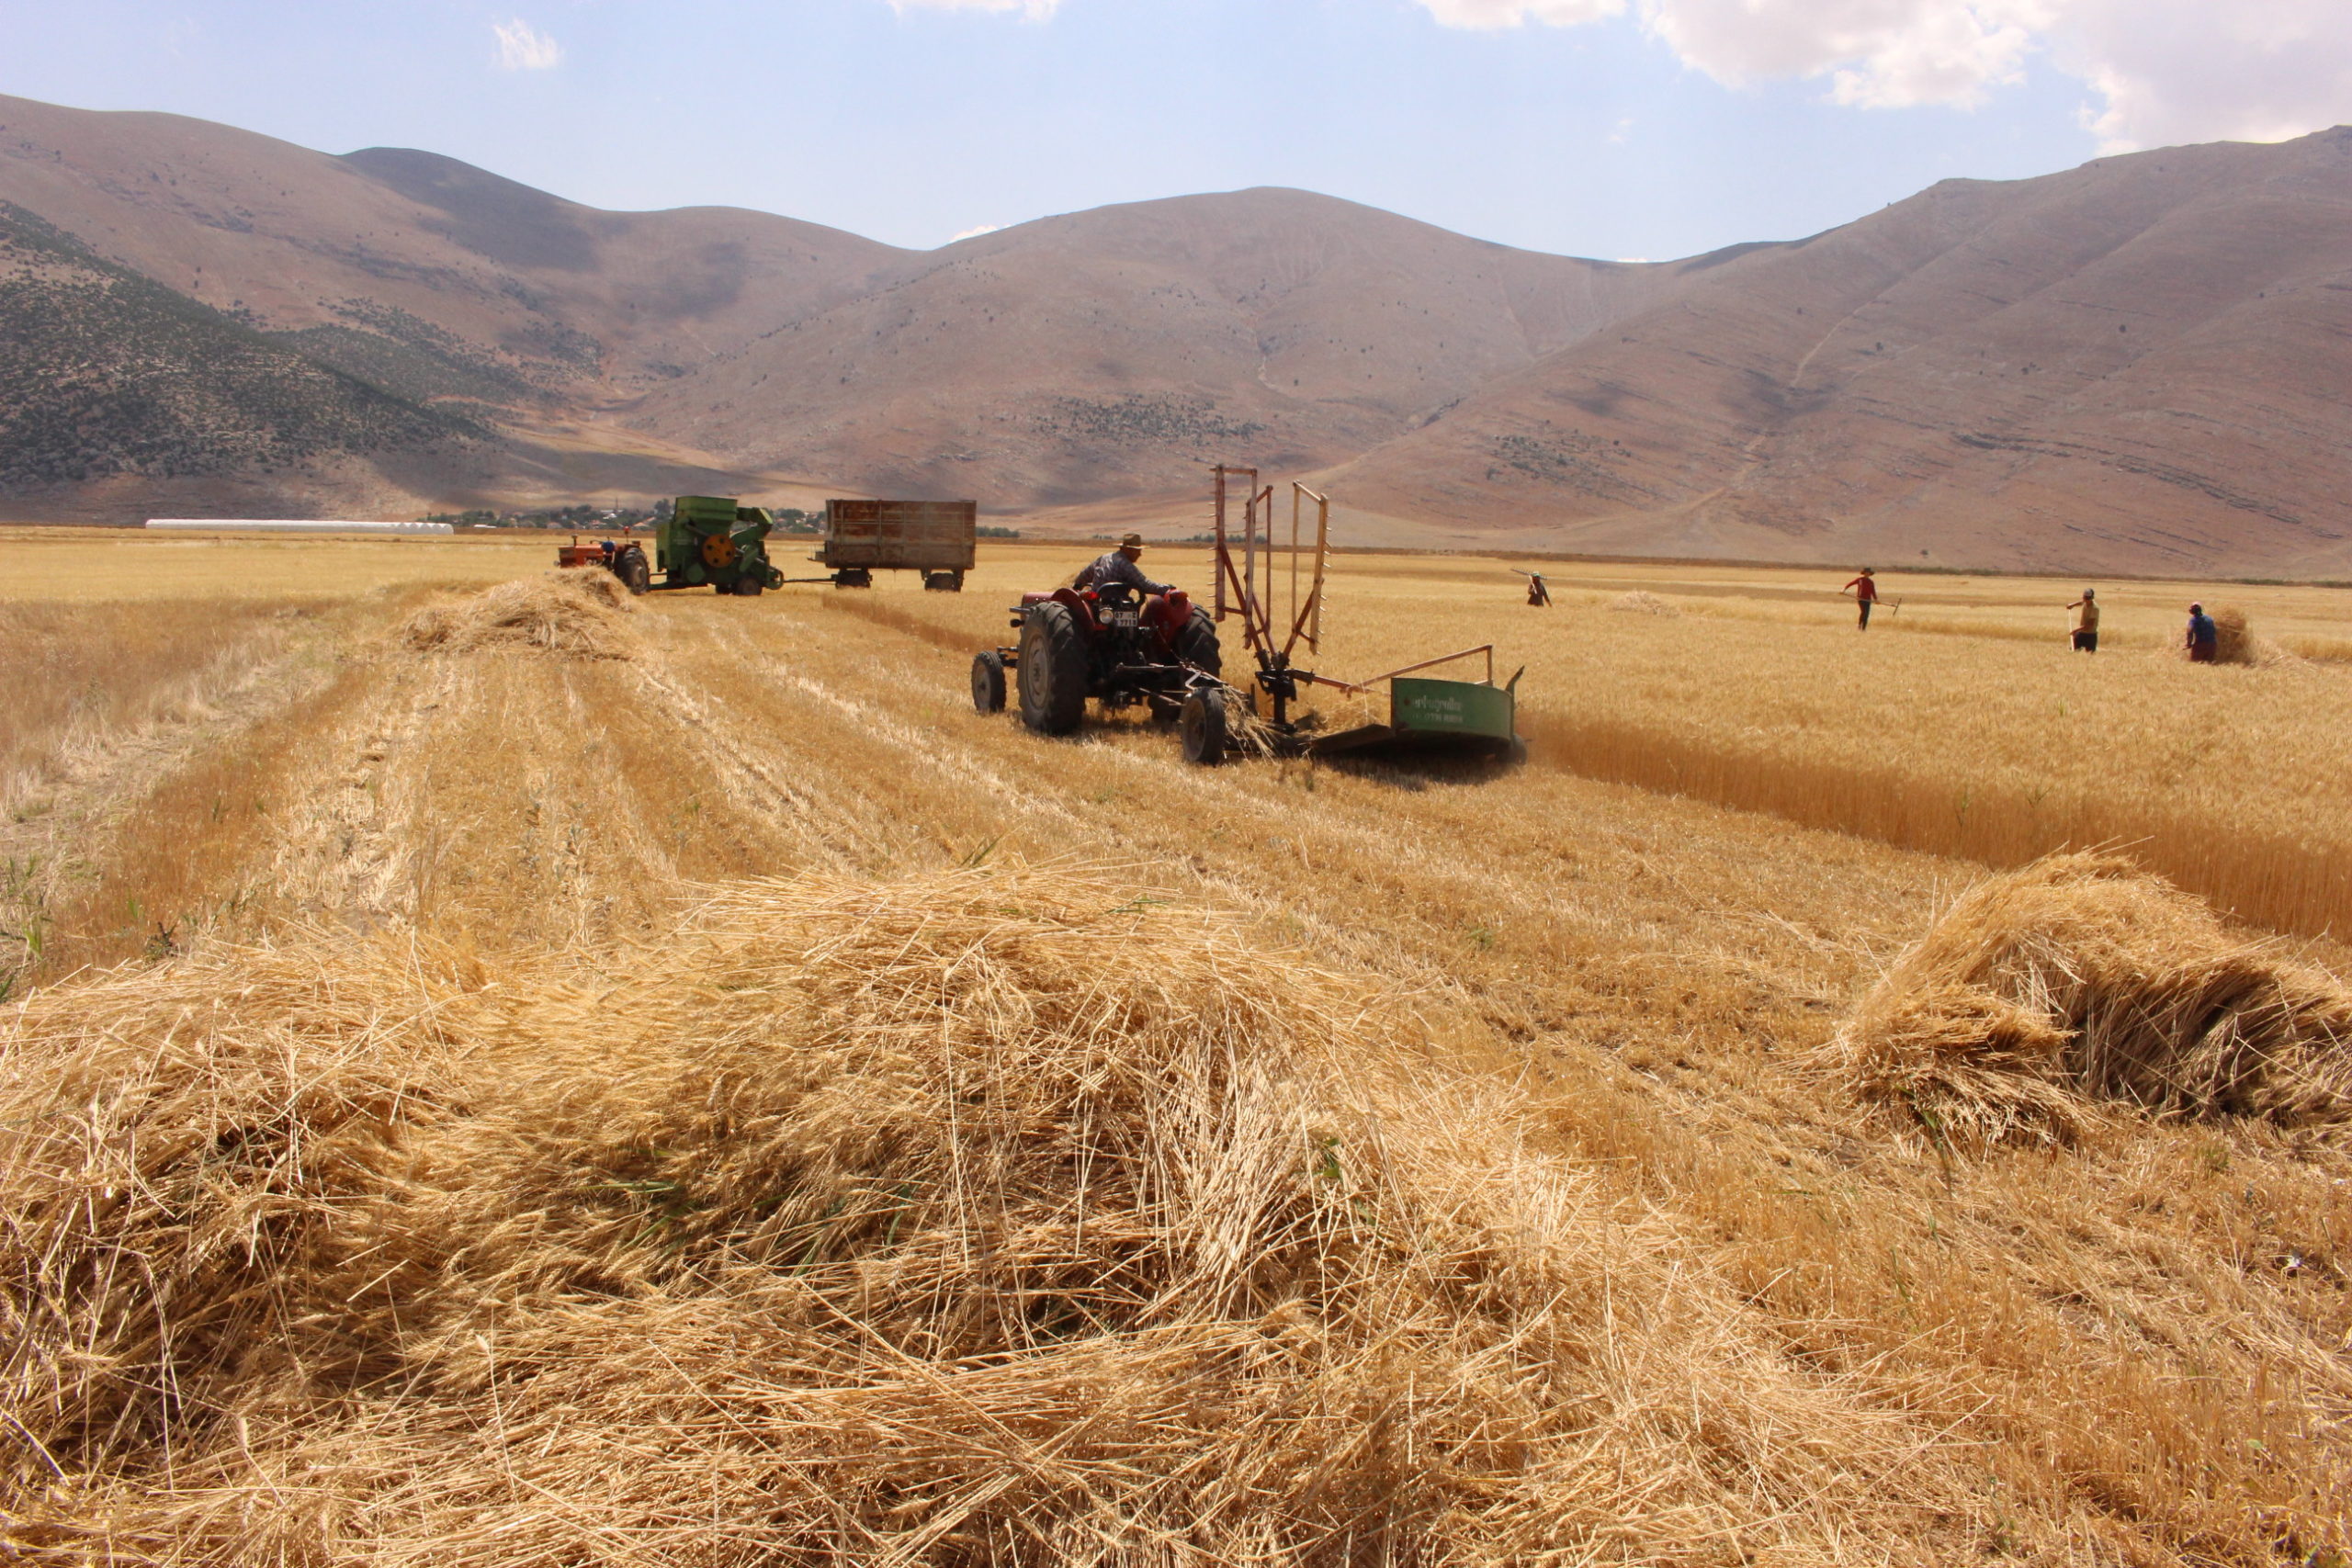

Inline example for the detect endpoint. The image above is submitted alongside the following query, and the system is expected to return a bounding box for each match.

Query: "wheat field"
[3,526,2348,1565]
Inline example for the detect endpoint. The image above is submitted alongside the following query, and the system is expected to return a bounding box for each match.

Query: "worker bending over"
[2186,603,2219,662]
[1077,532,1174,597]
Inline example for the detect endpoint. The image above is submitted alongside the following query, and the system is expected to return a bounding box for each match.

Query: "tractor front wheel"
[971,650,1008,714]
[1180,688,1229,765]
[1017,604,1089,735]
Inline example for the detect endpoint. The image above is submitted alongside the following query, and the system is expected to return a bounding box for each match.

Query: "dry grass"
[3,865,1987,1563]
[6,535,2351,1563]
[0,600,310,819]
[401,569,639,659]
[1234,558,2352,939]
[0,527,554,604]
[1836,853,2352,1145]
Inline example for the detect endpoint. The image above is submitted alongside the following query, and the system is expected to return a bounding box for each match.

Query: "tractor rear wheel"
[1180,688,1229,765]
[971,650,1007,714]
[1172,606,1221,677]
[730,575,763,597]
[1017,603,1088,735]
[614,547,650,595]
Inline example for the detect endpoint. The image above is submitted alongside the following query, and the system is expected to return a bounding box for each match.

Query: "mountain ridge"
[3,91,2347,576]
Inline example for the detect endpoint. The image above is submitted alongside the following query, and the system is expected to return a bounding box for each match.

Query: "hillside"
[4,91,2351,573]
[623,188,1677,505]
[0,95,906,398]
[0,201,469,503]
[1323,128,2352,576]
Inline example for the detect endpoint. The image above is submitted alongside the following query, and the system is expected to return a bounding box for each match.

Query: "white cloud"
[888,0,1063,18]
[1416,0,1625,28]
[951,222,1006,241]
[2050,0,2352,152]
[492,17,562,71]
[1410,0,2352,148]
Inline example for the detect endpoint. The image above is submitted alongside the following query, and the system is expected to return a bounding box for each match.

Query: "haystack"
[1610,590,1679,615]
[3,866,1967,1562]
[2182,604,2300,666]
[401,568,639,659]
[1836,853,2352,1145]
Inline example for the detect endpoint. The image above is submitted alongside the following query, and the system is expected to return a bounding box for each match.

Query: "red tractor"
[555,536,652,594]
[972,580,1223,749]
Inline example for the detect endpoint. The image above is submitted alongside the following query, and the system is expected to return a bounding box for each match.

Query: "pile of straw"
[2181,604,2299,666]
[1836,853,2352,1145]
[4,866,1963,1562]
[1609,591,1680,616]
[401,569,639,659]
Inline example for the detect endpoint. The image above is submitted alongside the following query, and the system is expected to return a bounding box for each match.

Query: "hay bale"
[2211,604,2256,664]
[1610,590,1680,616]
[2,866,1957,1561]
[1835,853,2352,1145]
[401,569,639,659]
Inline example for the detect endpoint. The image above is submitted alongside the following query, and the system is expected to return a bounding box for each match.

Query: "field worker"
[2186,603,2219,662]
[1077,532,1174,597]
[1841,567,1880,630]
[2067,588,2100,652]
[1526,571,1552,607]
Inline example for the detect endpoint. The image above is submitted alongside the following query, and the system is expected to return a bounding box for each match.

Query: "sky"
[3,0,2348,261]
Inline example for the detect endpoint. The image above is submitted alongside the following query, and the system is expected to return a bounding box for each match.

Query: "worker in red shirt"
[1841,567,1880,630]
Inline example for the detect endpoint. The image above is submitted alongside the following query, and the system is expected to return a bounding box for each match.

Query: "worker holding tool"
[1840,567,1881,630]
[2066,589,2100,652]
[1516,570,1552,606]
[1076,533,1174,597]
[2186,603,2219,662]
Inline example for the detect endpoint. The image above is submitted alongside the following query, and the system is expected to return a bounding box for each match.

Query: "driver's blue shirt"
[1077,551,1171,597]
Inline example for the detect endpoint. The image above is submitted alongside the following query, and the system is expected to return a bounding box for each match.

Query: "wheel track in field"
[622,616,888,871]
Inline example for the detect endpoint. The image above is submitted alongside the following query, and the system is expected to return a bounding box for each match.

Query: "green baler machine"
[652,495,785,595]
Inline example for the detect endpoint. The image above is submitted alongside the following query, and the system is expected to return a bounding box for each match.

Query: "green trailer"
[651,495,785,595]
[1308,649,1524,762]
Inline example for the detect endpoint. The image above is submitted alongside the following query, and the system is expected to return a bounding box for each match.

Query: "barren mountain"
[0,95,905,392]
[624,188,1678,505]
[0,92,910,513]
[1323,128,2352,577]
[4,89,2349,575]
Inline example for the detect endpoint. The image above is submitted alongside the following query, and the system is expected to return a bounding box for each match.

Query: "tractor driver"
[1076,533,1174,599]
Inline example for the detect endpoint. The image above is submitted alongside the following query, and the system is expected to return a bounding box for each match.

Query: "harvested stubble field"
[3,528,2349,1565]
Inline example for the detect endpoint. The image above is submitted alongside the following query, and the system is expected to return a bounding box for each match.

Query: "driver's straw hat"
[1119,533,1146,550]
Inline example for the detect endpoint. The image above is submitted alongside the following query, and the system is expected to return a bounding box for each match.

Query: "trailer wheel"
[1016,604,1088,735]
[731,575,764,597]
[970,650,1007,714]
[924,570,964,592]
[1180,688,1228,766]
[1173,606,1221,677]
[833,569,872,589]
